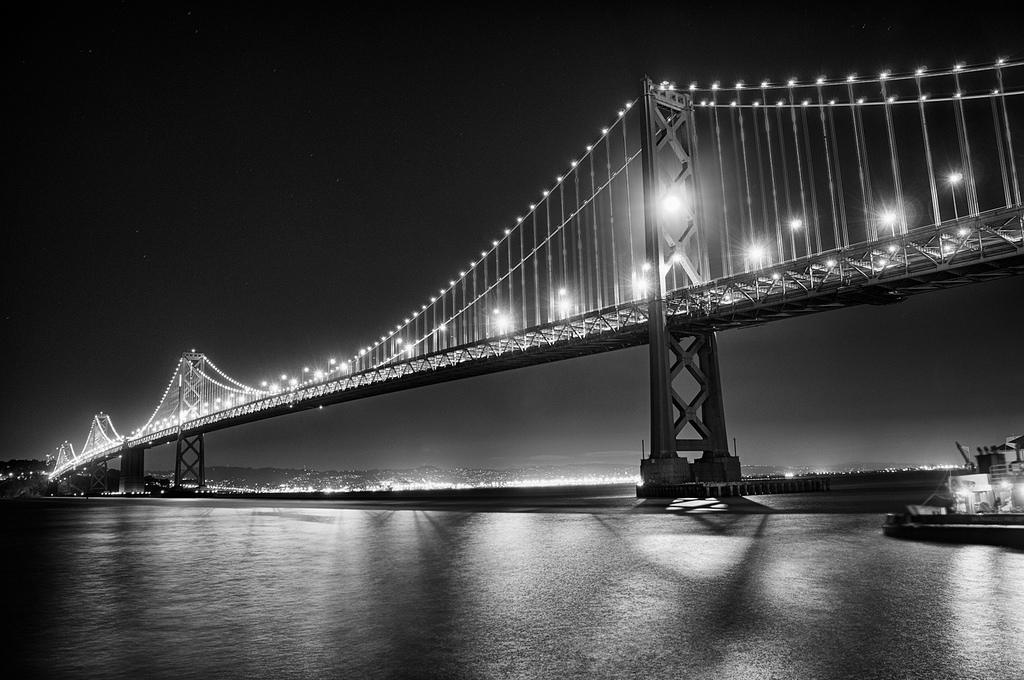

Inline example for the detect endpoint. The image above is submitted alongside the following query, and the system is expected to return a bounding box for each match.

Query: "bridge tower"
[53,441,80,496]
[639,78,739,494]
[174,352,206,488]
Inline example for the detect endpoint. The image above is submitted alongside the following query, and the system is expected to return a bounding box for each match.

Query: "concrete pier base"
[640,457,692,486]
[119,448,146,494]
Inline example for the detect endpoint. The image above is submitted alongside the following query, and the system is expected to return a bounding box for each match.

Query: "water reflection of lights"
[198,475,641,494]
[944,546,1020,664]
[638,532,751,579]
[667,497,730,512]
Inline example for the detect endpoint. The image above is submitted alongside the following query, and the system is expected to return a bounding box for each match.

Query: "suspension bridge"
[50,60,1024,495]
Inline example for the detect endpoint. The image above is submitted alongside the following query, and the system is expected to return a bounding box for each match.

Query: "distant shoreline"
[2,470,956,516]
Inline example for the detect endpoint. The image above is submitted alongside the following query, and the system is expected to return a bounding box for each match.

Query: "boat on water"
[883,435,1024,548]
[883,506,1024,547]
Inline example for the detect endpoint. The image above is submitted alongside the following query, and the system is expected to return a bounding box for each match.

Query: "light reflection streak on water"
[947,545,1024,666]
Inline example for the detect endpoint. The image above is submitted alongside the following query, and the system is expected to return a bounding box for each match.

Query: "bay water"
[4,477,1022,679]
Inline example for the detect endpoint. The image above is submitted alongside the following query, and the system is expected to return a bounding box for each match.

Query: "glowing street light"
[662,192,684,214]
[633,271,649,298]
[747,244,766,269]
[556,288,573,318]
[881,210,898,236]
[948,172,963,220]
[789,218,803,230]
[494,311,511,334]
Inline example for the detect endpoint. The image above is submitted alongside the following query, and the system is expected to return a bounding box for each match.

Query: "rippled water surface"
[5,481,1022,679]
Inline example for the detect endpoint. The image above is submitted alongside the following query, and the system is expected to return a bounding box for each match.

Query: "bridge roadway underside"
[114,321,656,460]
[85,220,1024,471]
[672,251,1024,332]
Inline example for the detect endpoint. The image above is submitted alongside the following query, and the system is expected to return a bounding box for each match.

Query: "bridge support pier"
[89,460,112,494]
[119,448,146,494]
[174,433,205,489]
[640,327,740,496]
[63,460,112,496]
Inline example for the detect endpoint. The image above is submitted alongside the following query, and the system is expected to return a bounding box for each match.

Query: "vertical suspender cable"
[536,214,544,327]
[729,98,746,253]
[850,82,875,242]
[622,120,636,286]
[816,82,841,250]
[606,131,620,305]
[952,68,979,216]
[508,233,514,321]
[736,89,756,254]
[590,154,603,309]
[990,69,1012,207]
[774,102,795,260]
[800,100,821,254]
[545,194,553,323]
[494,241,501,320]
[751,101,771,261]
[762,94,783,264]
[574,170,585,309]
[442,286,449,350]
[560,182,568,289]
[990,93,1011,208]
[915,73,941,226]
[712,90,732,275]
[788,85,811,256]
[826,97,849,248]
[519,221,527,328]
[688,95,711,280]
[457,281,463,346]
[880,76,906,234]
[995,64,1021,207]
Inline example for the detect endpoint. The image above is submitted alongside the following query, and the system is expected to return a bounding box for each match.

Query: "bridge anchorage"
[46,62,1023,497]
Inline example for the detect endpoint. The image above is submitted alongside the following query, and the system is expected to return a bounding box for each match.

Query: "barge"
[883,506,1024,547]
[883,435,1024,547]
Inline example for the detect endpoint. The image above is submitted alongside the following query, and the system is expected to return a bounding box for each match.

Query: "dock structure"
[636,476,831,499]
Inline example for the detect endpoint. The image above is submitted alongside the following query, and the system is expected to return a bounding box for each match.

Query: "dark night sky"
[5,5,1022,471]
